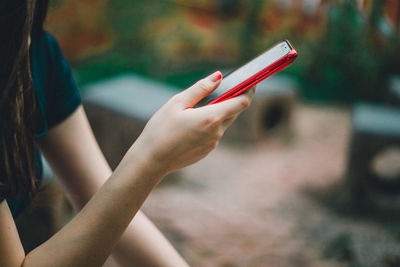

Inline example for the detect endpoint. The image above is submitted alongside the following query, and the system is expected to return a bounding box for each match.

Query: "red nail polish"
[210,71,222,82]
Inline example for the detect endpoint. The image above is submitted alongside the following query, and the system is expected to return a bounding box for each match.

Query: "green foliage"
[107,0,172,50]
[301,0,400,103]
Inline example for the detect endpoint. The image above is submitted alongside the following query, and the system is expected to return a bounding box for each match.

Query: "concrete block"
[345,102,400,211]
[83,74,179,170]
[224,75,297,142]
[387,76,400,106]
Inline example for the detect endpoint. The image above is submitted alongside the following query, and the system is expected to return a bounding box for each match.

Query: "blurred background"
[34,0,400,266]
[46,0,400,102]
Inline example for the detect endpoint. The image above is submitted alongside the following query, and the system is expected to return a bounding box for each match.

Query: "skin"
[0,71,255,267]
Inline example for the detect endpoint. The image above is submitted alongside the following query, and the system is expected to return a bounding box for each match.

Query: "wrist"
[124,141,169,184]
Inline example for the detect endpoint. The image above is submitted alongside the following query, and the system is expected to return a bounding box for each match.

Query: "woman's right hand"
[131,71,255,178]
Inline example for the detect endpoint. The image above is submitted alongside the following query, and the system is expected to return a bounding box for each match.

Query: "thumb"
[177,71,222,108]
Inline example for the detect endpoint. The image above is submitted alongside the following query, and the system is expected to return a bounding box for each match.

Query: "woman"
[0,1,254,266]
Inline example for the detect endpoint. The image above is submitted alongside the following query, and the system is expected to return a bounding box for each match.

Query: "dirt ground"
[141,103,400,267]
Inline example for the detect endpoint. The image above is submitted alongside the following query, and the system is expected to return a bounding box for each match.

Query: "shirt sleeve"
[43,33,81,129]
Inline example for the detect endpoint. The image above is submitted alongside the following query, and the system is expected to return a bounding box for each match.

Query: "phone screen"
[209,41,293,100]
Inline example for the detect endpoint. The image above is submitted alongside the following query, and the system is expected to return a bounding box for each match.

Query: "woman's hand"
[12,72,253,267]
[132,71,255,177]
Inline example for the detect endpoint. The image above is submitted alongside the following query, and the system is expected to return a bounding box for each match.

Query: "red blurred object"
[386,0,400,31]
[361,0,400,31]
[45,0,114,61]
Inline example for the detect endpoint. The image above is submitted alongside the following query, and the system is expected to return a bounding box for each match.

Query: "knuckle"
[202,117,214,127]
[240,98,250,109]
[196,79,211,94]
[202,116,219,129]
[216,130,224,140]
[171,93,183,103]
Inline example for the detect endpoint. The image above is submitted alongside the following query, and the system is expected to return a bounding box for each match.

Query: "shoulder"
[32,31,60,51]
[31,31,82,131]
[31,32,64,70]
[42,32,63,57]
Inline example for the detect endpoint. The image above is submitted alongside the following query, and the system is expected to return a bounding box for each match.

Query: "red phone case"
[207,48,298,105]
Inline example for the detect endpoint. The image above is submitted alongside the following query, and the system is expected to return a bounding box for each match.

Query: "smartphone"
[205,40,297,105]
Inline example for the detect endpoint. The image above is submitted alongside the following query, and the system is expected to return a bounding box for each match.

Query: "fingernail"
[209,71,222,82]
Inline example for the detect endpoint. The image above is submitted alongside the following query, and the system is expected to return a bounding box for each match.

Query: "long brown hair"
[0,0,45,199]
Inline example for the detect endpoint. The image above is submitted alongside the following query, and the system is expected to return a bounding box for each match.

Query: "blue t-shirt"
[2,32,81,217]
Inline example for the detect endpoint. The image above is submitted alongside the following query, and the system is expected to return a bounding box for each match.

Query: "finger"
[203,86,255,118]
[247,86,256,96]
[175,71,222,109]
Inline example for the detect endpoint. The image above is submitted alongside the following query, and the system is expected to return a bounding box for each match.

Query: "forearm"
[111,211,189,267]
[67,180,189,267]
[24,146,163,267]
[64,164,189,267]
[39,106,189,266]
